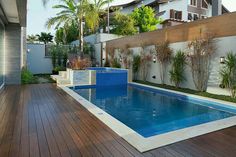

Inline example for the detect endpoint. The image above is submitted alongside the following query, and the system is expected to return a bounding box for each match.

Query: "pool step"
[51,73,71,86]
[59,71,68,78]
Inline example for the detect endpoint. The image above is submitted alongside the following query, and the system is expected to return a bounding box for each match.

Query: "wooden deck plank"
[1,84,236,157]
[0,86,20,157]
[54,88,134,157]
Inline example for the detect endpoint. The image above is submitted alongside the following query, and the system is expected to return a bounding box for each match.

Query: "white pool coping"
[60,83,236,152]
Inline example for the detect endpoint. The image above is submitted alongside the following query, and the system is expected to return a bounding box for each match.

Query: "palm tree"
[27,34,38,43]
[46,0,112,56]
[46,0,87,55]
[85,0,113,32]
[37,32,54,44]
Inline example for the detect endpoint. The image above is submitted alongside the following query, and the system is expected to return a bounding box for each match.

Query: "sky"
[27,0,236,35]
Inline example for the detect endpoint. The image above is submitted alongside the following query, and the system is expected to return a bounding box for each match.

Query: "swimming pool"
[72,83,236,137]
[63,82,236,152]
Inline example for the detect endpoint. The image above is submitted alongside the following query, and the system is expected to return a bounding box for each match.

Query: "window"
[202,0,208,9]
[189,0,197,6]
[170,9,182,20]
[188,12,200,21]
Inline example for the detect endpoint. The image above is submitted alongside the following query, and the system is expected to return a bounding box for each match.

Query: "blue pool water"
[72,84,236,138]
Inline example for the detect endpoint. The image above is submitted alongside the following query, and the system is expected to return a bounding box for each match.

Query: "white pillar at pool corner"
[128,69,133,83]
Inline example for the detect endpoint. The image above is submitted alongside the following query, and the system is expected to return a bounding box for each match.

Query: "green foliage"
[111,58,121,68]
[51,47,57,68]
[57,50,62,66]
[111,12,137,36]
[85,0,113,32]
[52,66,66,75]
[55,22,80,45]
[63,52,68,67]
[46,0,112,53]
[169,50,187,88]
[55,28,64,44]
[132,55,141,80]
[104,60,110,67]
[21,68,38,84]
[220,52,236,98]
[131,6,162,32]
[27,34,38,43]
[50,45,69,70]
[136,80,236,103]
[36,32,53,44]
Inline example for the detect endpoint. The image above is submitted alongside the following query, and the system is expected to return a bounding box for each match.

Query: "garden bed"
[135,80,236,103]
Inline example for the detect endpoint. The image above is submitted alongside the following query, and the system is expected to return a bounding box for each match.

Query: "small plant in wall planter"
[220,52,236,98]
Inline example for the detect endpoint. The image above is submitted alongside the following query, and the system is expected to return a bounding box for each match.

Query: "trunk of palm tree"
[79,18,84,57]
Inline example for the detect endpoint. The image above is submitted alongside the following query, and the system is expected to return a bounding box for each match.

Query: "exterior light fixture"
[220,56,225,64]
[27,49,31,53]
[153,56,156,63]
[102,58,105,61]
[119,57,122,63]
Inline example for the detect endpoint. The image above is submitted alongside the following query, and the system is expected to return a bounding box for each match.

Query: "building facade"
[111,0,228,28]
[0,0,27,89]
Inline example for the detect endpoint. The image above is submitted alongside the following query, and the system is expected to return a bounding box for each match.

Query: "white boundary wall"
[109,36,236,94]
[27,43,53,74]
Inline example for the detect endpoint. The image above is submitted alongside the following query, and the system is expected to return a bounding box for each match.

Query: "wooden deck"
[1,84,236,157]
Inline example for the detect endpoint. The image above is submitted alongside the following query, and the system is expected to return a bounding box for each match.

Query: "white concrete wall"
[108,36,236,92]
[71,33,121,45]
[27,44,53,74]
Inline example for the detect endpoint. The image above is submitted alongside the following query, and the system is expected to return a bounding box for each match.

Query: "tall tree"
[85,0,113,32]
[46,0,112,56]
[46,0,86,55]
[155,41,173,84]
[111,12,137,36]
[37,32,53,44]
[188,32,216,92]
[55,22,80,45]
[131,6,162,33]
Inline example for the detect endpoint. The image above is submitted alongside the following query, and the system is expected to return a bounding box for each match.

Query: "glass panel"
[0,24,4,87]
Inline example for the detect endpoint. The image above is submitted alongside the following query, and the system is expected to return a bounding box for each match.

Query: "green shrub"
[169,50,187,88]
[220,52,236,98]
[111,58,121,68]
[52,66,66,75]
[21,68,38,84]
[63,52,68,67]
[133,55,141,80]
[51,50,57,68]
[136,80,236,103]
[104,60,110,67]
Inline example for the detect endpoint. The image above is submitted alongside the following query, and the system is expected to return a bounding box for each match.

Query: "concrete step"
[57,79,71,85]
[51,75,62,81]
[59,71,67,78]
